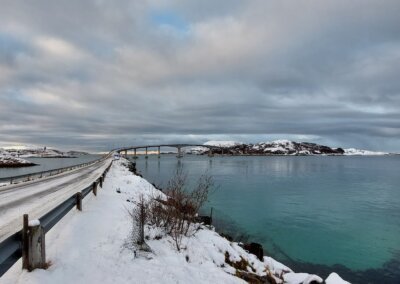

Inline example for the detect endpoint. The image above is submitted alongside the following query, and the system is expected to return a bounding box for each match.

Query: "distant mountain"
[188,140,390,156]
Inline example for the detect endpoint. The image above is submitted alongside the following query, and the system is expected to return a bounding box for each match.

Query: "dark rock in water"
[195,215,212,225]
[243,242,264,261]
[128,162,137,173]
[220,233,233,242]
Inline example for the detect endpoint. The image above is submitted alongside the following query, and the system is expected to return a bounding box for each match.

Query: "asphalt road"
[0,158,112,242]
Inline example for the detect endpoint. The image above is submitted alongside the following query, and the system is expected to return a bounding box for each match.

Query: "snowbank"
[2,159,350,284]
[325,272,351,284]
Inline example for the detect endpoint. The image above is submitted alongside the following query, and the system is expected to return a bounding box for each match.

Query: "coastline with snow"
[187,140,392,157]
[0,150,36,168]
[3,158,350,284]
[0,146,89,168]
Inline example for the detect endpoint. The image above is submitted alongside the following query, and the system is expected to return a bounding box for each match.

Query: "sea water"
[134,155,400,283]
[0,155,102,178]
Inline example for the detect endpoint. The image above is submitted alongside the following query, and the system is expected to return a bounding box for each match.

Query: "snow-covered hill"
[187,140,391,156]
[187,140,345,155]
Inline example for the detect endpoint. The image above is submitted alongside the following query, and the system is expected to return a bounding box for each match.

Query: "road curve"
[0,158,112,242]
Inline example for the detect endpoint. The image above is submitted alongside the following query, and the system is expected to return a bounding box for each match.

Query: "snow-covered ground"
[343,148,388,156]
[2,159,349,284]
[0,150,34,167]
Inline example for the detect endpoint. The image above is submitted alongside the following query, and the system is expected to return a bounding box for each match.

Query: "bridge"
[116,144,228,159]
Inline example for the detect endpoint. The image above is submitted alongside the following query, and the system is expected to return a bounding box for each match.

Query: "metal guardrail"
[0,161,113,277]
[0,154,110,186]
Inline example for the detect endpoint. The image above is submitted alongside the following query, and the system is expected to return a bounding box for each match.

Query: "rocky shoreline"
[0,152,37,168]
[126,159,350,283]
[0,162,37,168]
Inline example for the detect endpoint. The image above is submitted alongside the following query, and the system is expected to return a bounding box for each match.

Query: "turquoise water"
[134,155,400,283]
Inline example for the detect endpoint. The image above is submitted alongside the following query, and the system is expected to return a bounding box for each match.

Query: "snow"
[344,148,388,156]
[325,272,351,284]
[2,159,350,284]
[28,220,40,227]
[283,272,323,284]
[203,141,243,147]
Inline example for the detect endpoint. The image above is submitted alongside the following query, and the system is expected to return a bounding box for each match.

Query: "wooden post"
[22,214,29,269]
[92,181,97,196]
[27,223,46,271]
[99,176,103,188]
[145,147,148,159]
[22,215,46,271]
[76,192,82,211]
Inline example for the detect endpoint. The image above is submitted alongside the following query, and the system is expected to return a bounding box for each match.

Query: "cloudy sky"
[1,0,399,152]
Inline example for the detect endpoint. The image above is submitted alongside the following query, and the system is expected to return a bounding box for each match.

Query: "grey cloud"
[0,0,400,152]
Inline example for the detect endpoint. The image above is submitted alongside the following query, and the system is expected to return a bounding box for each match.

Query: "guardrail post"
[92,182,97,196]
[22,214,29,269]
[76,192,82,211]
[99,176,103,188]
[22,215,46,271]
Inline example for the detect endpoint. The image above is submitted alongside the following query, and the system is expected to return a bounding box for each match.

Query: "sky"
[0,0,399,152]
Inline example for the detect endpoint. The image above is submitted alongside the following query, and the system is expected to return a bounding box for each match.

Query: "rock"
[244,242,264,261]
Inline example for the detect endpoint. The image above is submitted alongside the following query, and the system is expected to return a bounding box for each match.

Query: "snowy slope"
[3,159,349,284]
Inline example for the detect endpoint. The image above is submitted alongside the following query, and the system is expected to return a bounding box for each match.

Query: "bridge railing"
[0,154,111,187]
[0,160,113,277]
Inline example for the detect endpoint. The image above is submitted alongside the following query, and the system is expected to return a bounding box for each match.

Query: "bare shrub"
[149,170,215,251]
[126,170,215,252]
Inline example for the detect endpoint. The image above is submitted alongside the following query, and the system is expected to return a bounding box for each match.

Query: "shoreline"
[131,158,398,283]
[0,162,37,168]
[129,160,350,283]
